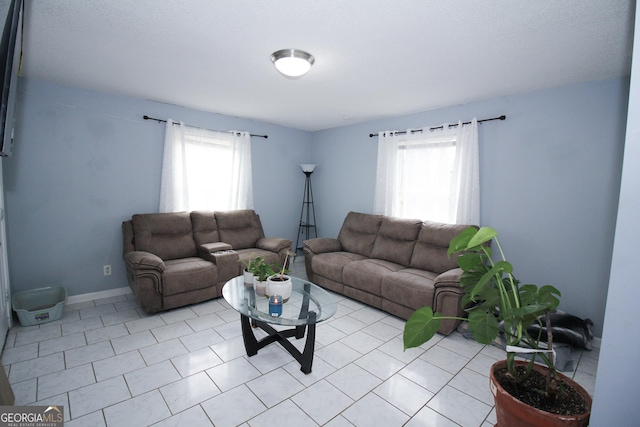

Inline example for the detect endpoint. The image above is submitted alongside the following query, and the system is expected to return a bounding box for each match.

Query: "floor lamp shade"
[300,164,316,173]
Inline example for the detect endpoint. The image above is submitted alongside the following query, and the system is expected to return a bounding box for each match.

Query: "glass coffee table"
[222,276,336,374]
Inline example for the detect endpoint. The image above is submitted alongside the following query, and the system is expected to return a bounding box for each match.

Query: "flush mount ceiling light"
[271,49,315,78]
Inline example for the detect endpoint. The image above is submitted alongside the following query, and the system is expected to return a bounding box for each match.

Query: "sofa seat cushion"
[312,251,366,283]
[162,257,217,296]
[381,268,439,311]
[343,259,404,296]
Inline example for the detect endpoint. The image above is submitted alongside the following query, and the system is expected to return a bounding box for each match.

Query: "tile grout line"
[2,280,597,426]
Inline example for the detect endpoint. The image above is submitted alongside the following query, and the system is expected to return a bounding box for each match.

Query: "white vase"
[267,275,292,302]
[243,269,254,285]
[253,277,268,297]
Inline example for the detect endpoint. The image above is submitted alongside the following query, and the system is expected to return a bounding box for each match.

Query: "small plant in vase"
[249,257,274,297]
[240,256,260,285]
[267,249,296,302]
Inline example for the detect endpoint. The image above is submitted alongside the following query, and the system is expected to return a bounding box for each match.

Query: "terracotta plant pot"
[490,360,592,427]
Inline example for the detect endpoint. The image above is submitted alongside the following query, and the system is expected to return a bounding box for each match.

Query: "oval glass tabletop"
[222,276,336,327]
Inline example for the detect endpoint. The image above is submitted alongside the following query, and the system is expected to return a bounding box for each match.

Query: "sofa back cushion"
[132,212,197,260]
[337,212,384,257]
[370,217,422,266]
[191,211,220,246]
[215,210,265,249]
[410,221,476,273]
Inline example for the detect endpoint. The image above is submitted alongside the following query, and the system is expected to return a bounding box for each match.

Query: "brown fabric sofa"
[122,209,292,313]
[303,211,476,335]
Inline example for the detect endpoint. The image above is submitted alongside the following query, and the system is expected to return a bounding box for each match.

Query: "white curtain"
[159,119,253,213]
[373,130,404,216]
[451,118,479,225]
[373,118,479,224]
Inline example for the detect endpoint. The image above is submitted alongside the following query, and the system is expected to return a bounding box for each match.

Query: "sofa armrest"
[208,250,239,283]
[124,251,165,272]
[256,237,292,254]
[197,242,233,261]
[303,238,342,283]
[200,242,233,253]
[303,238,342,255]
[433,267,467,335]
[433,267,463,289]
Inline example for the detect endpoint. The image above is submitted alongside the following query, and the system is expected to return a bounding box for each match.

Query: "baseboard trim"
[67,286,132,305]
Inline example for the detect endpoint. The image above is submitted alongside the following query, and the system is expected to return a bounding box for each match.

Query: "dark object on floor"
[458,311,594,371]
[527,312,594,350]
[0,360,14,405]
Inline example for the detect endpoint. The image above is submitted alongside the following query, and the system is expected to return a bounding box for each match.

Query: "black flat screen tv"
[0,0,23,157]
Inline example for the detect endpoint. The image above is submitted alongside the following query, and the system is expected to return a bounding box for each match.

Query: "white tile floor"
[1,259,599,426]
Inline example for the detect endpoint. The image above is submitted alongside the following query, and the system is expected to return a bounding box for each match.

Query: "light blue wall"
[591,6,640,423]
[3,78,312,297]
[2,76,629,339]
[311,77,629,337]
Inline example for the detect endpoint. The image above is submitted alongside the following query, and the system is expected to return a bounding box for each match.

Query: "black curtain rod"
[143,115,268,139]
[368,115,506,138]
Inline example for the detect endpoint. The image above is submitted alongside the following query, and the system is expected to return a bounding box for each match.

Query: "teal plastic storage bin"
[12,287,67,326]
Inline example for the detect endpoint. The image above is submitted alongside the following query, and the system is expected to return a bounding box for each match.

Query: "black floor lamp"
[295,164,317,255]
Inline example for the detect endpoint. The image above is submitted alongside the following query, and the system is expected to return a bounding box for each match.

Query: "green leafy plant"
[270,249,296,281]
[247,256,275,282]
[239,256,259,273]
[403,226,561,396]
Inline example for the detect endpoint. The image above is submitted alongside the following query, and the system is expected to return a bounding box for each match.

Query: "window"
[159,120,253,212]
[395,135,457,222]
[374,119,479,224]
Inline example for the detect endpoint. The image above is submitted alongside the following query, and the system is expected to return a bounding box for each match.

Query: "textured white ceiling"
[18,0,635,131]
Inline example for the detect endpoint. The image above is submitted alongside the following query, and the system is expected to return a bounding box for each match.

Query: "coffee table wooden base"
[240,311,317,374]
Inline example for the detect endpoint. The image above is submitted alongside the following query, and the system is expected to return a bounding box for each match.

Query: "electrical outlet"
[103,265,112,276]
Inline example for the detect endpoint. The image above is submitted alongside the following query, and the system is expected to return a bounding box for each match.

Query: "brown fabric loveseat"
[303,211,476,335]
[122,209,292,313]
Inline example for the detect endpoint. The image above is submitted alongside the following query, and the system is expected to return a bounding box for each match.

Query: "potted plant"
[403,227,592,426]
[249,256,274,297]
[240,256,260,285]
[267,249,295,302]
